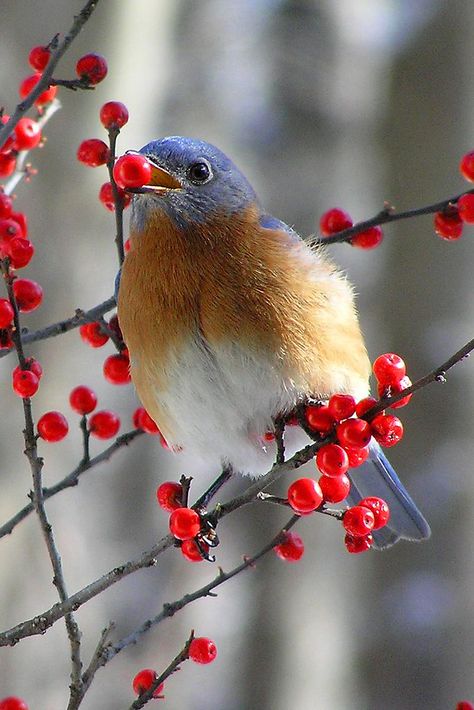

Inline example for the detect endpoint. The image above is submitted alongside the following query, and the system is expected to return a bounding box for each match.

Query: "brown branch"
[2,262,83,697]
[0,428,143,539]
[0,296,116,359]
[0,0,101,149]
[313,188,474,245]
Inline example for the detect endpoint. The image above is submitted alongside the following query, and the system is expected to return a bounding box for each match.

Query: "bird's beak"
[147,161,182,192]
[125,153,182,194]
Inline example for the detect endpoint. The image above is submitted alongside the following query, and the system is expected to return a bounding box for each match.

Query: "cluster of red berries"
[434,151,474,240]
[132,638,217,698]
[319,208,383,249]
[276,352,411,556]
[156,482,212,562]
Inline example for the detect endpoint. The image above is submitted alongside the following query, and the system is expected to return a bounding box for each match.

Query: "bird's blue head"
[130,136,259,231]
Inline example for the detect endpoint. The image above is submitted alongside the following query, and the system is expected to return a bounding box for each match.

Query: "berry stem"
[79,415,91,465]
[314,189,474,245]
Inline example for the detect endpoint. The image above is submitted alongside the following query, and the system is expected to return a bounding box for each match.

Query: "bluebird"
[117,136,430,549]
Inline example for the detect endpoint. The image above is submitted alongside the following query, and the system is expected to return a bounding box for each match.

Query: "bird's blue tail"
[347,441,431,549]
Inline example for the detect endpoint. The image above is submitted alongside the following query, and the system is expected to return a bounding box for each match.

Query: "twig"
[105,127,125,264]
[128,633,194,709]
[0,428,143,539]
[3,98,62,196]
[0,296,116,359]
[0,0,102,149]
[313,189,474,245]
[0,338,472,646]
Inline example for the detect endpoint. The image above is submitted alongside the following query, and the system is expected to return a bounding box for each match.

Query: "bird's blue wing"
[258,213,302,243]
[347,440,431,549]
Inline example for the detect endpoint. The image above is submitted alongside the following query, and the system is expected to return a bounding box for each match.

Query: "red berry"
[113,154,152,188]
[14,118,41,150]
[336,418,372,449]
[0,329,13,350]
[343,505,375,536]
[181,538,209,562]
[169,507,200,540]
[0,698,29,710]
[29,45,51,71]
[319,208,353,236]
[355,396,378,418]
[156,481,183,512]
[319,473,351,503]
[274,530,304,562]
[457,703,474,710]
[10,212,27,238]
[100,101,129,129]
[372,353,406,386]
[287,477,323,514]
[344,532,373,554]
[76,138,110,167]
[133,407,162,435]
[107,314,123,341]
[345,444,370,468]
[103,353,131,384]
[316,443,349,477]
[305,404,336,434]
[351,225,383,249]
[12,279,43,313]
[6,238,34,269]
[89,410,120,439]
[98,181,131,211]
[124,237,131,253]
[37,411,69,442]
[69,385,97,415]
[0,192,13,218]
[189,637,217,664]
[132,669,164,698]
[14,357,42,379]
[434,209,463,240]
[460,152,474,181]
[0,299,14,328]
[0,218,23,256]
[359,496,390,530]
[76,53,108,84]
[378,375,413,408]
[371,413,403,447]
[19,73,57,105]
[12,369,39,398]
[457,193,474,223]
[79,322,109,348]
[0,152,16,177]
[328,393,356,421]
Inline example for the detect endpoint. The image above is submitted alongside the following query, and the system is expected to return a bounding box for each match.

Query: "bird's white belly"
[148,335,311,477]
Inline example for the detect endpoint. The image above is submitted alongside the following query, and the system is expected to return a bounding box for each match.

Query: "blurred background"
[0,1,473,708]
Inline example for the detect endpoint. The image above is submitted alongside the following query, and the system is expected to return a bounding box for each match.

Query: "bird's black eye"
[187,160,212,184]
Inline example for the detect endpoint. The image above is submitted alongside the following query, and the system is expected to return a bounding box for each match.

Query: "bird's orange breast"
[118,205,370,439]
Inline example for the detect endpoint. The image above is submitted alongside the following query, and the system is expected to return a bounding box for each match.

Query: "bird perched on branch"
[117,135,430,548]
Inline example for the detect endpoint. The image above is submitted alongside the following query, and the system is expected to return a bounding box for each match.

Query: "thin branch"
[313,189,474,245]
[0,0,102,149]
[128,633,194,709]
[2,263,83,697]
[0,296,116,359]
[3,98,62,196]
[105,127,125,264]
[0,428,143,539]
